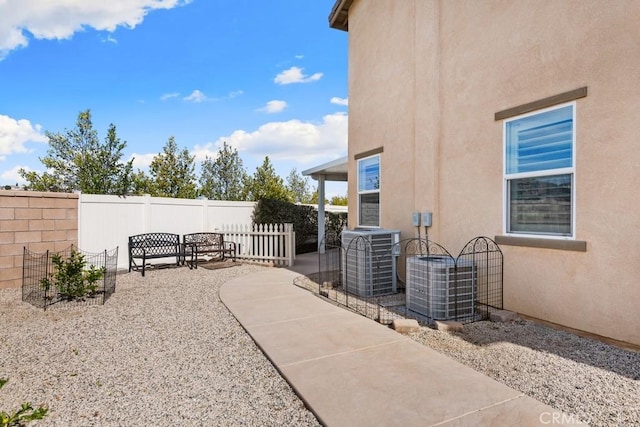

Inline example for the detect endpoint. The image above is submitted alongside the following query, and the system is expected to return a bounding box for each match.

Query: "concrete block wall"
[0,191,78,289]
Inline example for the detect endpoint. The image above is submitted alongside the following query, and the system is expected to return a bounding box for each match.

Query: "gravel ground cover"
[2,264,639,426]
[0,265,321,427]
[410,318,640,427]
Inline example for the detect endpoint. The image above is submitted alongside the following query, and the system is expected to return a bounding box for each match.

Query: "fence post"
[285,223,294,266]
[143,194,151,234]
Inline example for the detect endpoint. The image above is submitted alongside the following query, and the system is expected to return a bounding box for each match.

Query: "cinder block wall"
[0,191,78,289]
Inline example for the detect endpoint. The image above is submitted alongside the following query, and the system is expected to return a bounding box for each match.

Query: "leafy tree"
[129,170,154,195]
[286,168,314,203]
[199,141,247,200]
[329,194,348,206]
[148,137,197,199]
[19,109,133,195]
[309,190,328,206]
[242,156,291,202]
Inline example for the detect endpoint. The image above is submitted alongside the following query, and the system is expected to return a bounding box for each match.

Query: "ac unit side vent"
[341,229,400,298]
[406,256,477,320]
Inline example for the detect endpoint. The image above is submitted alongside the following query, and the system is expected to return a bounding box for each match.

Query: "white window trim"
[357,154,380,228]
[502,102,577,239]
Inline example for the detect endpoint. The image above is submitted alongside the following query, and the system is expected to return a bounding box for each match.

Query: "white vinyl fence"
[222,223,295,266]
[78,194,296,270]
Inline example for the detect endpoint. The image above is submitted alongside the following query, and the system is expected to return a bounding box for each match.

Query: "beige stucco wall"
[345,0,640,346]
[0,191,78,289]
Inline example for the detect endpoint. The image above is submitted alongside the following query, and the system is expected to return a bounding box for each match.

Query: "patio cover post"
[302,156,348,255]
[318,175,326,254]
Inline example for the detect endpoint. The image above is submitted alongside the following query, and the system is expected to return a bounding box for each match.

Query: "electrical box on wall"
[422,212,432,227]
[412,212,421,227]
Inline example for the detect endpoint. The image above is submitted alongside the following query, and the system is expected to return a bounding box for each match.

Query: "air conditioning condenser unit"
[406,255,476,320]
[341,229,400,297]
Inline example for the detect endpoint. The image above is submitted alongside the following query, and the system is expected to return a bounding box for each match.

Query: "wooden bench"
[128,233,182,276]
[183,232,237,269]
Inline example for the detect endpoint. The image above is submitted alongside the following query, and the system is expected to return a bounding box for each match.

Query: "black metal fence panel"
[297,236,503,327]
[22,245,118,310]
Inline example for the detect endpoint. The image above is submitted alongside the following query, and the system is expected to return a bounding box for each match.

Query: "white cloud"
[0,115,47,160]
[103,34,118,44]
[274,66,323,85]
[1,165,31,185]
[0,0,191,59]
[258,100,287,114]
[161,92,180,101]
[193,112,348,165]
[130,152,156,170]
[183,90,207,103]
[182,89,242,103]
[330,97,348,106]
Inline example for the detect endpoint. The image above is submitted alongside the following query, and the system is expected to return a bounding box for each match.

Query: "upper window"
[504,103,575,237]
[357,155,380,227]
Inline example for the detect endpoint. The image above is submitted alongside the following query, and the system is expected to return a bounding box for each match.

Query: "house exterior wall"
[343,0,640,346]
[0,191,79,289]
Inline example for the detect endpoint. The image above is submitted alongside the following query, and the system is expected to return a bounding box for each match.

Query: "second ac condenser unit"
[341,229,400,297]
[406,255,477,320]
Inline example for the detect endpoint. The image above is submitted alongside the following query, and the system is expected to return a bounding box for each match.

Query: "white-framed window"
[504,103,575,238]
[357,154,380,227]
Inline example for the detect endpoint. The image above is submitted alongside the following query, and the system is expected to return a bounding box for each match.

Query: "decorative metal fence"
[296,236,503,326]
[221,223,295,267]
[22,245,118,310]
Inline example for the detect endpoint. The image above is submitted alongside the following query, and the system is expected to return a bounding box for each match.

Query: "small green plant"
[40,249,106,300]
[0,378,48,427]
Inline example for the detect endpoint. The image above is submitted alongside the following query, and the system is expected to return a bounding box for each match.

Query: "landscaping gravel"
[2,264,639,427]
[0,265,321,427]
[410,318,640,427]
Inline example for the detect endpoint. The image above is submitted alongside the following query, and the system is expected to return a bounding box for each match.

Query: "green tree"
[329,194,348,206]
[199,141,247,200]
[243,156,291,202]
[286,168,314,203]
[309,190,328,205]
[19,109,133,195]
[148,137,197,199]
[129,170,154,195]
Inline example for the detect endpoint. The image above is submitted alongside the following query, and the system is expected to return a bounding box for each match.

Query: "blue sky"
[0,0,348,198]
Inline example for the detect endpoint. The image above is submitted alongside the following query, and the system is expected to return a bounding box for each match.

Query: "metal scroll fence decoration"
[22,245,118,310]
[298,235,503,326]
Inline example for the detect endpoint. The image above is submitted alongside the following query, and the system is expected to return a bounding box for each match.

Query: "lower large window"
[508,174,572,235]
[504,103,575,237]
[357,155,380,227]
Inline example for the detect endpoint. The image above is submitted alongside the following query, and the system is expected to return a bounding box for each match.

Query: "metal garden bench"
[183,232,237,269]
[128,232,182,276]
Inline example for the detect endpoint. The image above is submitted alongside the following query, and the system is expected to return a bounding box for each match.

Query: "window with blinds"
[504,103,575,237]
[357,154,380,227]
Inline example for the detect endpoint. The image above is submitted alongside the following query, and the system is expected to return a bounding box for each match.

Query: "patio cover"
[302,156,348,252]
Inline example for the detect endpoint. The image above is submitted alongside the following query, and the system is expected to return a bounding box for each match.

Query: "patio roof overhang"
[302,156,348,182]
[303,156,348,253]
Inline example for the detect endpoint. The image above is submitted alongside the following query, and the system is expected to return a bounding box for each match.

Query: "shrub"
[0,379,48,427]
[252,199,317,252]
[252,199,348,254]
[40,249,105,300]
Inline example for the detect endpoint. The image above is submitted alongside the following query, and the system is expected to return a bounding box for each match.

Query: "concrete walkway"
[219,254,580,426]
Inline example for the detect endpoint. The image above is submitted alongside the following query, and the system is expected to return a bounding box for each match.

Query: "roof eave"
[329,0,352,31]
